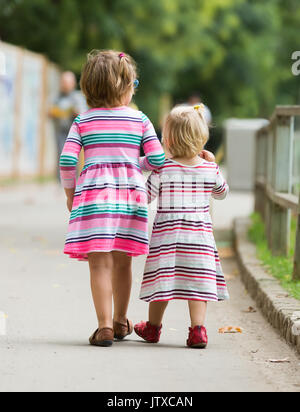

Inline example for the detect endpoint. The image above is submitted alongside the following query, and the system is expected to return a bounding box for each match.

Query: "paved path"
[0,183,299,392]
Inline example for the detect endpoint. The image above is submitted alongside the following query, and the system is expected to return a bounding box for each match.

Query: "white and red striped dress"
[140,158,230,303]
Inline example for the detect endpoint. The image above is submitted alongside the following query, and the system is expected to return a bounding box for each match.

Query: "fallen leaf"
[219,326,243,334]
[244,307,257,313]
[268,358,290,364]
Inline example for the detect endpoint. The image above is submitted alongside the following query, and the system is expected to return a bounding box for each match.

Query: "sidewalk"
[0,183,299,392]
[212,165,255,231]
[212,190,255,230]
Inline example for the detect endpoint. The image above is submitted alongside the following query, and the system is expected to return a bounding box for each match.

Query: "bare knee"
[112,252,132,273]
[88,252,114,273]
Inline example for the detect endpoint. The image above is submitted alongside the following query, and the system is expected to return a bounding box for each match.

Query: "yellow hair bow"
[194,104,205,111]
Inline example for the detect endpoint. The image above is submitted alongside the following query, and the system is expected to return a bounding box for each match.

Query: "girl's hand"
[64,188,75,213]
[200,150,216,163]
[67,197,74,213]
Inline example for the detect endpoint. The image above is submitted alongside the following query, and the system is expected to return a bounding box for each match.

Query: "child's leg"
[149,301,169,327]
[112,251,132,324]
[188,301,207,327]
[88,252,114,329]
[135,301,168,343]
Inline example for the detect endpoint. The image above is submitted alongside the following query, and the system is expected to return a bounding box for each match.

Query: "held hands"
[200,150,216,163]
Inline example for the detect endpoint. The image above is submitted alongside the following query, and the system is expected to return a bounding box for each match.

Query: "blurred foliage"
[0,0,299,124]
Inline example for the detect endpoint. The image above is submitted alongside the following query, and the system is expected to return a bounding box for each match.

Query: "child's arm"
[146,170,160,204]
[212,165,229,200]
[139,113,165,171]
[65,188,75,212]
[59,117,83,210]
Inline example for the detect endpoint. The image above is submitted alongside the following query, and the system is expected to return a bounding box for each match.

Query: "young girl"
[59,50,165,347]
[135,105,229,349]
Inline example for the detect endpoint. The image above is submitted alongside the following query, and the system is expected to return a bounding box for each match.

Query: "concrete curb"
[234,218,300,355]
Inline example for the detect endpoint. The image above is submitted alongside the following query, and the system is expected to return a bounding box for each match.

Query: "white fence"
[0,41,60,179]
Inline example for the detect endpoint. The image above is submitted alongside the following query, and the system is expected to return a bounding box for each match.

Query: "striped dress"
[140,158,230,303]
[59,106,165,260]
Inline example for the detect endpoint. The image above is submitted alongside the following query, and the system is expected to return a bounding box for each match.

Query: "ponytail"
[117,52,134,91]
[80,50,137,108]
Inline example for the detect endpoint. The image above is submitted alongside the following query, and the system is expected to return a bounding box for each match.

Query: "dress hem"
[139,296,230,303]
[64,246,149,261]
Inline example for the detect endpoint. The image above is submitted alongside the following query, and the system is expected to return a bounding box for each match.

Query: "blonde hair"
[80,50,137,108]
[163,106,209,158]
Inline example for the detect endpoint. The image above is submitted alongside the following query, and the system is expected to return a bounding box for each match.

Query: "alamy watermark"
[0,311,7,336]
[107,396,193,409]
[94,173,209,214]
[292,51,300,76]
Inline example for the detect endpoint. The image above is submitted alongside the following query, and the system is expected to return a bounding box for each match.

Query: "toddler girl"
[59,50,165,347]
[135,105,229,348]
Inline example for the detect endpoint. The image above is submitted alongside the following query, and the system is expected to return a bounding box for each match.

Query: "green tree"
[0,0,299,124]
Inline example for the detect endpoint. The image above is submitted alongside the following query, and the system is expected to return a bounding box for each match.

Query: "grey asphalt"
[0,183,299,392]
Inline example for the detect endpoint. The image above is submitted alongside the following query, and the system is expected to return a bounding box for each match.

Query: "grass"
[248,213,300,301]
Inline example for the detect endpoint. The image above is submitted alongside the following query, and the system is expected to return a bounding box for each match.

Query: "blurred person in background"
[49,71,87,180]
[187,92,222,158]
[187,93,212,126]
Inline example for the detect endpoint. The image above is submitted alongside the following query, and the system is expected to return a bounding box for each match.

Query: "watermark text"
[292,51,300,76]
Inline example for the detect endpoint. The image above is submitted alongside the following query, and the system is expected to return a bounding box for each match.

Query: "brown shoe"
[89,328,114,347]
[113,319,133,340]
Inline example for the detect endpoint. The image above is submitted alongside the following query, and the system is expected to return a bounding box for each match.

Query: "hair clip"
[194,104,205,111]
[119,53,126,59]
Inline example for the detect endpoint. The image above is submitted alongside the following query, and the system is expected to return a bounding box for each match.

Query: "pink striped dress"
[140,158,230,303]
[59,106,165,260]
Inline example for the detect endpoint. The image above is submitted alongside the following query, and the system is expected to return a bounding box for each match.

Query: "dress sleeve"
[59,116,82,189]
[139,113,165,171]
[212,165,229,200]
[146,170,161,204]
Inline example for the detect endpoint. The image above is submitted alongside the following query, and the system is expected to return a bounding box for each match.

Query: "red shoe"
[187,326,208,349]
[134,321,162,343]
